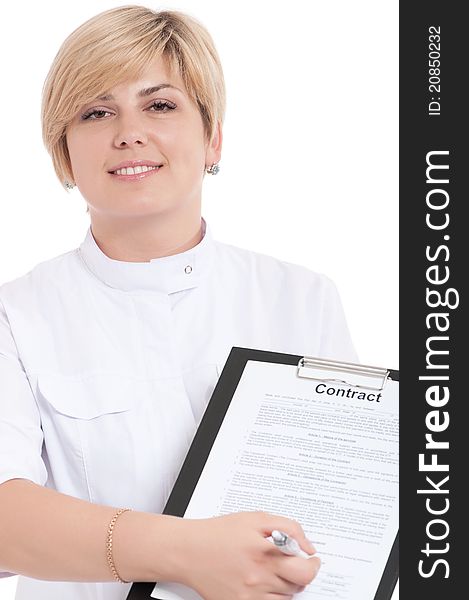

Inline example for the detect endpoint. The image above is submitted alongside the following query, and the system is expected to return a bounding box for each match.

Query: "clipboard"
[127,346,399,600]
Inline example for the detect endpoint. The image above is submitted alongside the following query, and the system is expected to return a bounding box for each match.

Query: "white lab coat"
[0,218,357,599]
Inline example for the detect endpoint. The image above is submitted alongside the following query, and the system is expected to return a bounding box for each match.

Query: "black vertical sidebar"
[400,2,464,598]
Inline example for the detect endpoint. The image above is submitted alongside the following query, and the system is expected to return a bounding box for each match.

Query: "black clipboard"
[127,346,399,600]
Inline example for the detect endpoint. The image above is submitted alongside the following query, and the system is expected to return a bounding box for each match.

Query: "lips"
[107,159,163,173]
[108,164,163,182]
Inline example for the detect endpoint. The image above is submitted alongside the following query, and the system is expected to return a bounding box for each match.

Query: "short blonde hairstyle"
[41,4,226,190]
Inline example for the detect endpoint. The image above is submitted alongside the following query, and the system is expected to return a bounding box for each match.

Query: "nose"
[113,112,149,148]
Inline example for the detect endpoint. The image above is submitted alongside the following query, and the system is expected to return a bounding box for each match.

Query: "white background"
[0,0,398,598]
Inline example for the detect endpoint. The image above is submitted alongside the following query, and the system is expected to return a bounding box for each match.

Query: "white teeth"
[115,165,160,175]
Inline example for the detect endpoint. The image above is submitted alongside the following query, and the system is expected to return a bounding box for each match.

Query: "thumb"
[299,536,317,556]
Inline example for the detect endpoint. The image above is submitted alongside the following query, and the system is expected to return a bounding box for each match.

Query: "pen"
[270,530,313,559]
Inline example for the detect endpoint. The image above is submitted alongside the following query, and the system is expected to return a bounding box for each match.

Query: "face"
[65,55,221,220]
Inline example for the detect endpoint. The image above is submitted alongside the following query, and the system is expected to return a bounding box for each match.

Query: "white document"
[152,360,399,600]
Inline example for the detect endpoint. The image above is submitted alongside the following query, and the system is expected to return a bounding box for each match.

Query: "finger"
[263,574,307,597]
[262,578,305,600]
[272,585,306,596]
[275,577,308,595]
[244,562,311,596]
[274,555,321,587]
[265,581,306,598]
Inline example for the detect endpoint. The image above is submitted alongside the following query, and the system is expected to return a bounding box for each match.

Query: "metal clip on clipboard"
[297,356,390,392]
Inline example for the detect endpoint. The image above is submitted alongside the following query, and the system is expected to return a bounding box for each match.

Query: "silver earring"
[64,181,75,190]
[205,162,220,175]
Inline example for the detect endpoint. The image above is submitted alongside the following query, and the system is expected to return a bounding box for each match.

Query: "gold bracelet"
[106,507,132,583]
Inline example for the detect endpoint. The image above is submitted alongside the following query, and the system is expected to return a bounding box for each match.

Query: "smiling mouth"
[108,165,164,183]
[109,165,163,175]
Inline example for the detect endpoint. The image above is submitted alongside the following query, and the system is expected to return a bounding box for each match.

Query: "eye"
[148,100,176,112]
[81,109,112,121]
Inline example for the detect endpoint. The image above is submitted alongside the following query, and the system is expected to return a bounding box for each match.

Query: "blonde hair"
[41,4,226,190]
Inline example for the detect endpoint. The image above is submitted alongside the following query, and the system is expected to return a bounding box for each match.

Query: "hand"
[173,511,321,600]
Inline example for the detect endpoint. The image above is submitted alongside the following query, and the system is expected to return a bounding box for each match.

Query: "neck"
[88,207,203,263]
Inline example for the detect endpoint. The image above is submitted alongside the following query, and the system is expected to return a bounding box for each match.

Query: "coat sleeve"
[0,296,48,488]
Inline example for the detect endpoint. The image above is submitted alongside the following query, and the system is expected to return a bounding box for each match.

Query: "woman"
[0,5,357,600]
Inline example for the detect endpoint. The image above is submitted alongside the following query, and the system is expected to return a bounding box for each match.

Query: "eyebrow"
[96,84,182,101]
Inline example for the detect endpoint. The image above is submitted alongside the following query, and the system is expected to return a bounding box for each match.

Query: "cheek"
[67,132,103,174]
[161,120,207,163]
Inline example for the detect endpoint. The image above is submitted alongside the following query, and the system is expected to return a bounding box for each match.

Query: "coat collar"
[78,217,214,293]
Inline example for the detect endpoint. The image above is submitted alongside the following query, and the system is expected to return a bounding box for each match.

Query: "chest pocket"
[34,373,202,510]
[35,373,151,504]
[36,373,135,420]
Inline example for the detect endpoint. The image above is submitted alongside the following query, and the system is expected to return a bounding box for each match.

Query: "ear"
[205,120,223,166]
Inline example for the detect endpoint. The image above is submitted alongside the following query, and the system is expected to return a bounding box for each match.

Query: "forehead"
[99,55,186,99]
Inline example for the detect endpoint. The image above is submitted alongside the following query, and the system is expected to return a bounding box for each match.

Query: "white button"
[184,265,193,274]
